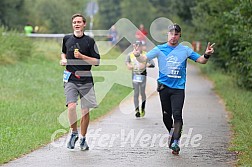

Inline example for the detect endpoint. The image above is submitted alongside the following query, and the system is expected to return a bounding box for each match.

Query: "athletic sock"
[72,131,78,135]
[173,139,179,144]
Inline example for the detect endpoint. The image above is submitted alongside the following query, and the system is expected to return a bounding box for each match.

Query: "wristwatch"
[204,54,211,59]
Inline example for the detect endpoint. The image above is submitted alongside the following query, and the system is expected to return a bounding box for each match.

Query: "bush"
[0,27,33,64]
[228,1,252,90]
[192,0,252,90]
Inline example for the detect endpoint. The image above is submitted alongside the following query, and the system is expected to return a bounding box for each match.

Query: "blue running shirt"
[146,43,200,89]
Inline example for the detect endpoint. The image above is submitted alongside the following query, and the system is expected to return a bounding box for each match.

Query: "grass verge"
[199,62,252,166]
[0,41,131,164]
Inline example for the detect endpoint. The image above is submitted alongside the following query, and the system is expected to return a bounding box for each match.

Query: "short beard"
[169,40,178,46]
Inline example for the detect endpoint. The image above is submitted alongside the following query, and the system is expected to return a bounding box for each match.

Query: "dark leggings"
[159,86,185,140]
[133,76,146,110]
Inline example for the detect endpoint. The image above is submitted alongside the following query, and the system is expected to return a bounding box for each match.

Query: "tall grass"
[199,62,252,166]
[0,27,32,64]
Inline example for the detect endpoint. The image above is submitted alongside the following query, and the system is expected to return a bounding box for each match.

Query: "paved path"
[2,64,236,167]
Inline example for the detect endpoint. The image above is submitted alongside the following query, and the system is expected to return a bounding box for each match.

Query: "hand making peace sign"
[205,42,215,55]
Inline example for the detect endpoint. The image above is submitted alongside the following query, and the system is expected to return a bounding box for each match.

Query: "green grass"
[0,41,131,164]
[199,62,252,166]
[0,27,33,65]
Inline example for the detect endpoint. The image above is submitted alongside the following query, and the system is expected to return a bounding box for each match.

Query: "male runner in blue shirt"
[133,24,215,155]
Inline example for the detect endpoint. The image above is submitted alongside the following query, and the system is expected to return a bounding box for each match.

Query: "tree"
[0,0,26,31]
[226,0,252,89]
[192,0,252,89]
[95,0,122,29]
[23,0,89,33]
[191,0,237,68]
[120,0,156,29]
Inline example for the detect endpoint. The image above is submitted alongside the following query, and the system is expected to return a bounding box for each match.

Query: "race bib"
[167,68,182,78]
[63,70,71,82]
[133,74,144,83]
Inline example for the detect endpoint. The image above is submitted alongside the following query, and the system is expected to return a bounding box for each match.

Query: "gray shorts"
[64,82,97,109]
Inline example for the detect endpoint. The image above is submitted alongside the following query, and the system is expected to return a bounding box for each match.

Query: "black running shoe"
[135,111,140,117]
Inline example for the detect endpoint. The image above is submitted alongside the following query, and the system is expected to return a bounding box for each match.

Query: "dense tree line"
[0,0,251,89]
[192,0,252,89]
[0,0,89,33]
